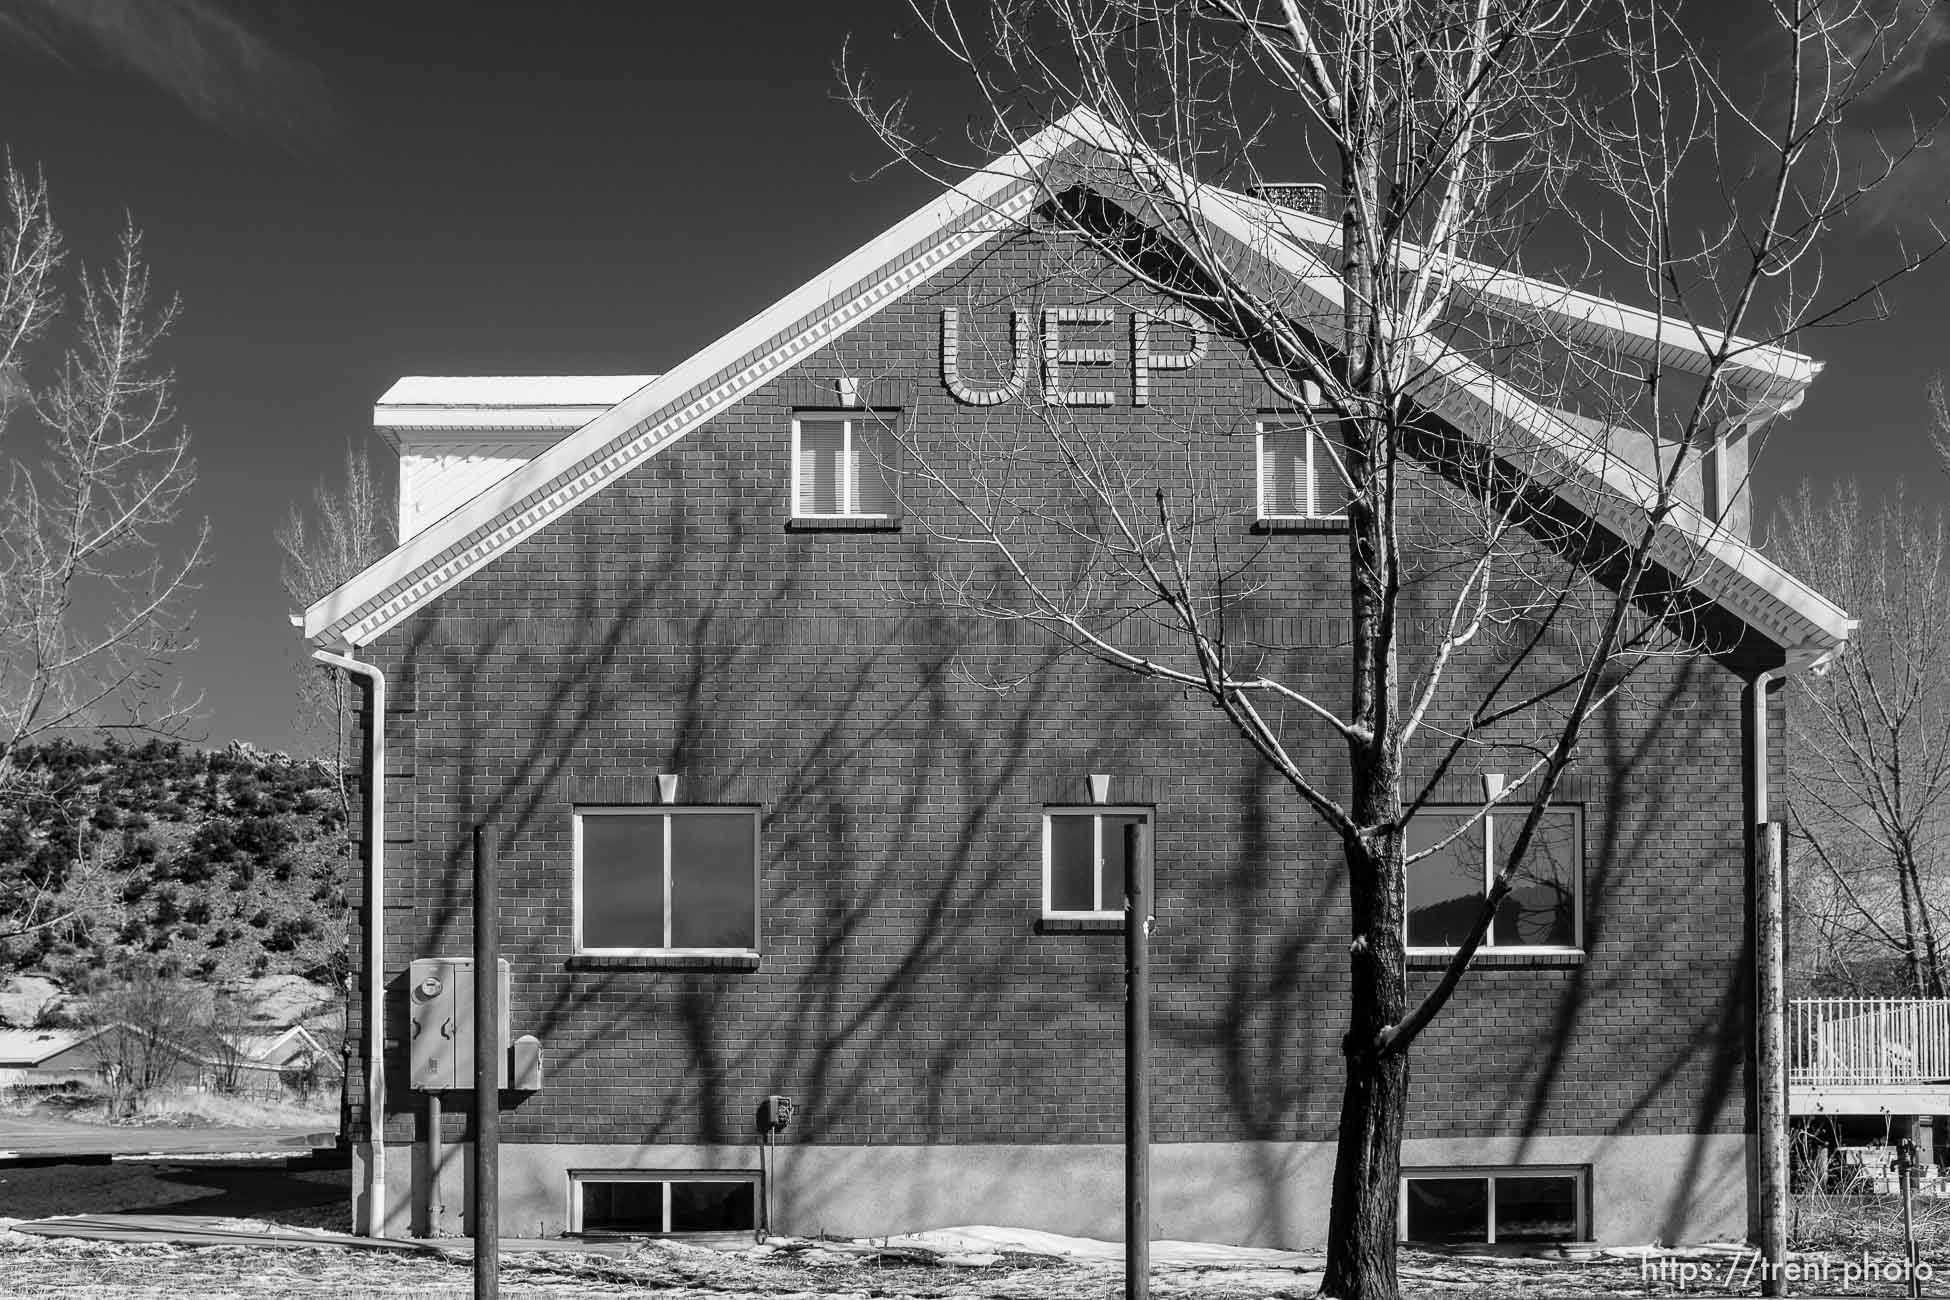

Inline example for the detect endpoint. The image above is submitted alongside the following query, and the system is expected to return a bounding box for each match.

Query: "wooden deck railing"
[1790,998,1950,1086]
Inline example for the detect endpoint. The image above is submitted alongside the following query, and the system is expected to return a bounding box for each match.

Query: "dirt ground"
[0,1155,345,1228]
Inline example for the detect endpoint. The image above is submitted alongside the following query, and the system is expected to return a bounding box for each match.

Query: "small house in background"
[216,1029,343,1099]
[302,110,1850,1247]
[209,1025,342,1099]
[0,1027,114,1090]
[0,1022,339,1101]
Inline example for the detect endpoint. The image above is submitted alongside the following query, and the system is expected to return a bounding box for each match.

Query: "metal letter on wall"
[1132,308,1208,405]
[941,308,1032,406]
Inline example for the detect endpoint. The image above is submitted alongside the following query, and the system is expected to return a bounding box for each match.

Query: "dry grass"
[1791,1186,1950,1254]
[124,1088,335,1129]
[0,1083,334,1130]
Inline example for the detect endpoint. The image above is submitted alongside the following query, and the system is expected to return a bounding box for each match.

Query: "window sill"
[566,953,761,972]
[1408,950,1584,969]
[1252,517,1349,534]
[1036,917,1126,934]
[785,517,901,532]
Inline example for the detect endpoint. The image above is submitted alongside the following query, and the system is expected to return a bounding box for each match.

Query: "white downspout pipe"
[312,647,388,1237]
[1751,667,1774,825]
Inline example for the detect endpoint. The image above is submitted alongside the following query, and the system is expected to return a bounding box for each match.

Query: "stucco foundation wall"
[360,1133,1747,1247]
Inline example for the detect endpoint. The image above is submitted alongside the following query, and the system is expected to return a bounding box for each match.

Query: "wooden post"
[1757,820,1788,1297]
[1124,821,1151,1300]
[473,826,499,1300]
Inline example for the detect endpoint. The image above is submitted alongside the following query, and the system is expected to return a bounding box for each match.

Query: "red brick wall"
[343,226,1779,1155]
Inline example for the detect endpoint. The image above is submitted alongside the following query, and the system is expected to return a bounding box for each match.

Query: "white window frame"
[1042,806,1150,920]
[1256,418,1350,521]
[1405,804,1584,956]
[1399,1166,1588,1245]
[567,1169,760,1235]
[791,412,897,519]
[572,805,761,956]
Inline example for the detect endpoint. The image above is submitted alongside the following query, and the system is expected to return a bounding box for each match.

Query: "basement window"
[1401,1168,1586,1244]
[574,807,759,954]
[791,410,902,522]
[1257,418,1353,522]
[570,1171,758,1234]
[1044,808,1149,920]
[1405,805,1582,953]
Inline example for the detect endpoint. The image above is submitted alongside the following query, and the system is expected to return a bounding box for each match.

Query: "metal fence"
[1790,998,1950,1086]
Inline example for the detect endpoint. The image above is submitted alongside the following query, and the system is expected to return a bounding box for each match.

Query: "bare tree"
[202,989,253,1095]
[851,3,1944,1293]
[1771,478,1950,998]
[0,164,204,937]
[82,959,208,1116]
[1931,372,1950,482]
[275,441,391,803]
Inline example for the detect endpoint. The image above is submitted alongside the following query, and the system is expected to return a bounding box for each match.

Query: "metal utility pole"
[1898,1137,1921,1299]
[1756,819,1787,1298]
[1124,821,1152,1300]
[473,825,500,1300]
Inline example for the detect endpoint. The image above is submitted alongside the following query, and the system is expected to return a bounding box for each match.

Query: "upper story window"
[1257,418,1353,521]
[792,411,901,520]
[1405,804,1582,952]
[1044,807,1149,919]
[574,807,759,954]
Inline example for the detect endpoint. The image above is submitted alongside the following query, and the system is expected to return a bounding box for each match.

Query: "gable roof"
[0,1027,95,1065]
[305,107,1851,668]
[222,1024,331,1066]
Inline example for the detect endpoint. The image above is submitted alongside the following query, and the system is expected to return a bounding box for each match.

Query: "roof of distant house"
[0,1027,101,1065]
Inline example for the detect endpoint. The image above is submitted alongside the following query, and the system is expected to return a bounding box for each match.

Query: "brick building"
[301,111,1852,1247]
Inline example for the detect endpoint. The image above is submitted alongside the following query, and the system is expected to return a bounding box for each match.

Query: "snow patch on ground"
[869,1225,1323,1270]
[0,976,69,1027]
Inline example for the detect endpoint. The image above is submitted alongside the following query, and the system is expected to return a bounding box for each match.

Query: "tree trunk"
[1322,819,1408,1299]
[1896,862,1924,995]
[1322,1001,1410,1299]
[1899,851,1946,998]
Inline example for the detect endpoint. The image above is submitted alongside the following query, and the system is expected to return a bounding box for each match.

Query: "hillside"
[0,738,352,1021]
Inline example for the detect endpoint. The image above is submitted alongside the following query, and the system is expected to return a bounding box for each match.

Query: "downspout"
[312,646,388,1237]
[1749,667,1774,825]
[1747,664,1781,1291]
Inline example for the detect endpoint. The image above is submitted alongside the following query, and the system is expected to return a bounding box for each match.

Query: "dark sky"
[1,0,1945,753]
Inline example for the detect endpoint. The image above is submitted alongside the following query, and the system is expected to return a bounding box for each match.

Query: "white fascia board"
[375,409,613,445]
[1214,190,1819,401]
[377,375,660,407]
[304,116,1078,645]
[374,376,662,446]
[1409,340,1854,658]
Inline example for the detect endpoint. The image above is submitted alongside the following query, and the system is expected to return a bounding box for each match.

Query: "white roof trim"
[379,376,661,406]
[1403,341,1855,660]
[376,376,662,443]
[1219,190,1819,399]
[307,105,1846,664]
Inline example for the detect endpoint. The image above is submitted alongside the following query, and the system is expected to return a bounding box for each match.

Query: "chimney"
[1247,182,1329,217]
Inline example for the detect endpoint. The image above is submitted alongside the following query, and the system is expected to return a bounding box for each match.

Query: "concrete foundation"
[355,1131,1749,1247]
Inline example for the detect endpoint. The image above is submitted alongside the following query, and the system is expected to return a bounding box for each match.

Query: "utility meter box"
[408,957,510,1090]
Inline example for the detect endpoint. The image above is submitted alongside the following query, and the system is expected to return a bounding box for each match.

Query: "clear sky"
[1,0,1945,754]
